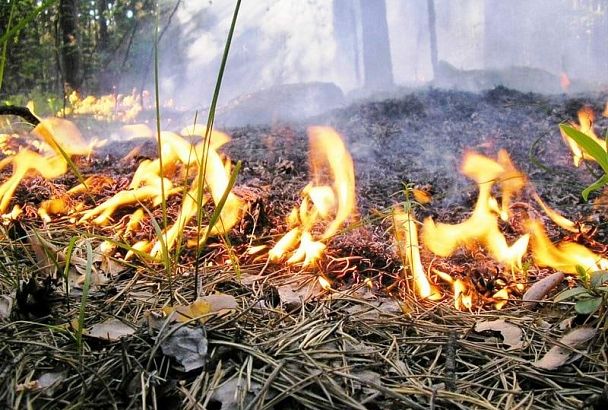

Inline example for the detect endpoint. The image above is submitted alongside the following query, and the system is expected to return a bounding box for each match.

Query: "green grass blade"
[76,240,93,359]
[0,1,16,93]
[193,0,241,297]
[62,236,79,309]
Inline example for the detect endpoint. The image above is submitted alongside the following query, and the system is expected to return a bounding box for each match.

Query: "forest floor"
[0,86,607,409]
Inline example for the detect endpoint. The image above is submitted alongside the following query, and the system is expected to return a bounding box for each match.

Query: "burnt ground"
[1,86,608,409]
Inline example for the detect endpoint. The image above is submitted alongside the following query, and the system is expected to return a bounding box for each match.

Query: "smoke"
[161,0,607,114]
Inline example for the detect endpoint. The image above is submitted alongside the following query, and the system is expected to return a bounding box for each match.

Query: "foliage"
[555,267,608,315]
[0,0,182,99]
[560,123,608,200]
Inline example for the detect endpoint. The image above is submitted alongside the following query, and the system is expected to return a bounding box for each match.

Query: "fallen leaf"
[0,294,13,320]
[86,319,135,341]
[276,280,324,310]
[35,371,65,396]
[474,319,524,350]
[534,327,596,370]
[161,294,237,324]
[523,271,564,308]
[160,324,208,372]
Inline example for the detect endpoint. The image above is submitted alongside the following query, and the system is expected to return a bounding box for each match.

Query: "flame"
[61,90,143,122]
[0,118,89,214]
[560,72,571,93]
[394,209,441,300]
[561,106,605,167]
[269,126,355,266]
[422,150,529,270]
[435,270,473,310]
[527,220,608,274]
[531,192,587,233]
[76,128,243,258]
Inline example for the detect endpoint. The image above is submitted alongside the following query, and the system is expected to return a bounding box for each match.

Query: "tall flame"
[422,150,529,270]
[394,209,441,300]
[269,126,355,266]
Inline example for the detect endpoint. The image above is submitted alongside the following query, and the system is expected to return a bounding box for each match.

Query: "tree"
[427,0,438,79]
[59,0,81,92]
[333,0,361,89]
[359,0,393,90]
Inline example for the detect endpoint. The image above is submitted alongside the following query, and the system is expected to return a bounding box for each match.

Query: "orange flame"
[527,220,608,274]
[269,126,355,266]
[0,118,89,214]
[77,128,243,258]
[422,150,529,271]
[561,106,605,167]
[394,209,441,300]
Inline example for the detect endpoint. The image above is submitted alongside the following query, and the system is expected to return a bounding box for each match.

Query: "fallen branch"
[0,105,40,126]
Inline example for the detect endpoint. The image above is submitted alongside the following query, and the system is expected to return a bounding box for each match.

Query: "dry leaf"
[86,319,135,341]
[523,272,564,308]
[0,294,13,320]
[534,327,596,370]
[474,319,524,350]
[160,324,208,372]
[161,294,237,324]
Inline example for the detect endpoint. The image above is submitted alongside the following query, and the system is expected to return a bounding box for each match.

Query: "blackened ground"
[221,86,608,236]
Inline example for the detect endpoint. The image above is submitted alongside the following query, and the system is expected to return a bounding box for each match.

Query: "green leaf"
[560,124,608,174]
[574,297,603,315]
[555,287,590,302]
[591,271,608,288]
[582,175,608,201]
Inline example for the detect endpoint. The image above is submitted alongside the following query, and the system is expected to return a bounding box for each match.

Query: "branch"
[0,105,40,126]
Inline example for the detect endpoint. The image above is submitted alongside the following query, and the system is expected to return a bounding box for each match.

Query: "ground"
[0,87,607,409]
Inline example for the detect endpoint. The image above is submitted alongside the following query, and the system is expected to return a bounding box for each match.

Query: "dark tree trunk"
[97,0,109,52]
[359,0,393,90]
[59,0,81,92]
[427,0,438,79]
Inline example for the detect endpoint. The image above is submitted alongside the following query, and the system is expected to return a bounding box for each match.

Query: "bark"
[97,0,109,53]
[359,0,393,90]
[59,0,81,92]
[427,0,438,79]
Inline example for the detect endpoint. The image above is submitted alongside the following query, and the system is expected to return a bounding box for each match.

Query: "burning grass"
[1,87,608,408]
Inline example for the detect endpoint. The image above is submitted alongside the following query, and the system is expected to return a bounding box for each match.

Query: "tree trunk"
[333,0,361,89]
[97,0,109,52]
[427,0,438,79]
[359,0,393,90]
[59,0,81,92]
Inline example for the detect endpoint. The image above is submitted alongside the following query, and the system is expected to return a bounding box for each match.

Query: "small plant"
[554,267,608,315]
[560,123,608,200]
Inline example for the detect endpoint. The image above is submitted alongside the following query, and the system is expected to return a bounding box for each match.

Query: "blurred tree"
[59,0,81,92]
[359,0,393,90]
[427,0,438,79]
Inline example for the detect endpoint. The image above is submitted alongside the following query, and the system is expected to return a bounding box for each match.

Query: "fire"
[422,150,529,271]
[78,128,244,258]
[560,72,571,93]
[60,89,146,122]
[269,126,355,266]
[561,106,605,167]
[527,220,608,274]
[0,118,90,214]
[393,209,441,300]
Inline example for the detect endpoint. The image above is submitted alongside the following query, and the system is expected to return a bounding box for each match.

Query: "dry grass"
[0,220,606,409]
